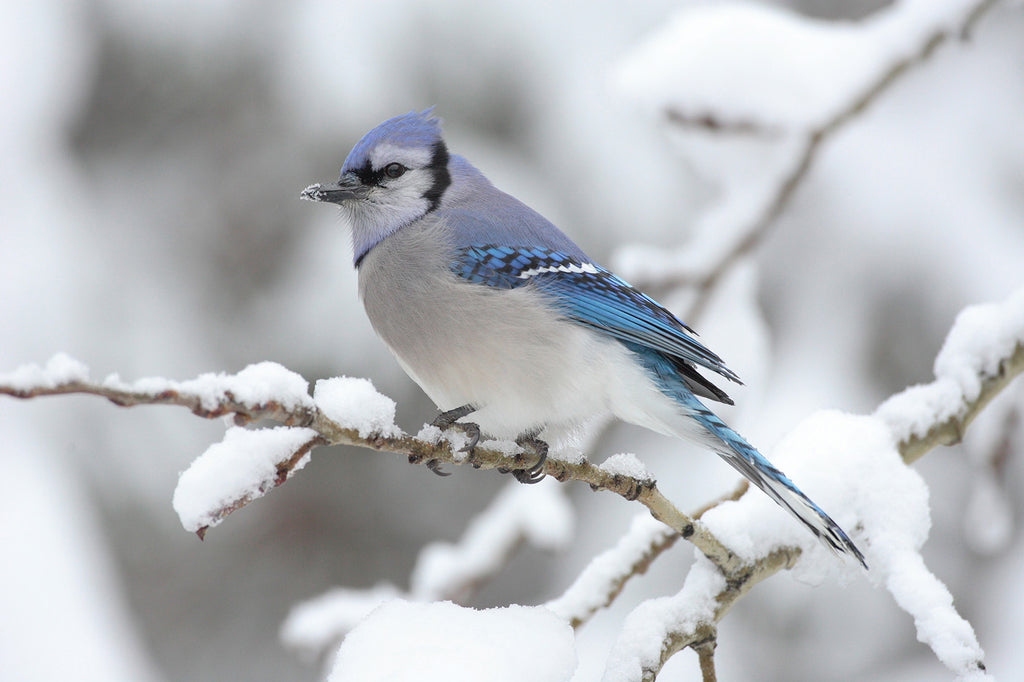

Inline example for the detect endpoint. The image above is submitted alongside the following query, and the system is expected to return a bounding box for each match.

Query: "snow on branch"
[601,286,1024,681]
[410,480,574,601]
[0,354,738,567]
[2,288,1020,681]
[883,288,1024,464]
[610,0,1001,320]
[545,514,677,629]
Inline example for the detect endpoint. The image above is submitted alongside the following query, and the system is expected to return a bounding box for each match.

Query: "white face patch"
[516,262,599,279]
[369,142,432,171]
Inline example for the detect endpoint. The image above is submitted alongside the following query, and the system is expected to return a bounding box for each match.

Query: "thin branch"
[0,369,737,566]
[642,549,799,681]
[693,628,718,682]
[630,337,1024,681]
[661,0,1002,321]
[899,342,1024,465]
[0,379,317,427]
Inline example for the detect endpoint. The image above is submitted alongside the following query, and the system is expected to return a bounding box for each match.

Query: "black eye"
[384,163,406,179]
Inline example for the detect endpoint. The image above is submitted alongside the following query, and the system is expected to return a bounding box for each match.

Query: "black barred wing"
[451,245,740,385]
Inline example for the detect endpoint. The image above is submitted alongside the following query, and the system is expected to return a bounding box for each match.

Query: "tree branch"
[0,363,738,565]
[627,330,1023,681]
[898,342,1024,465]
[653,0,1003,322]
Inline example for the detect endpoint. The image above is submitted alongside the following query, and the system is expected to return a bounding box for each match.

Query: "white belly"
[356,219,688,440]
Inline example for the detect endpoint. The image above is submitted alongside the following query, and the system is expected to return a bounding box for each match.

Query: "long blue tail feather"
[633,345,867,568]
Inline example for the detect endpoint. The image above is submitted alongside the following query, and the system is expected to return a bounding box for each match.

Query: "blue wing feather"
[452,245,740,384]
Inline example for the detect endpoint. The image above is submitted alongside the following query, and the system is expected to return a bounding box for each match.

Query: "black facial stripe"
[354,159,386,187]
[351,140,450,210]
[423,140,451,212]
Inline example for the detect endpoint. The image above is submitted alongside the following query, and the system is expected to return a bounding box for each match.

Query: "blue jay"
[302,109,865,567]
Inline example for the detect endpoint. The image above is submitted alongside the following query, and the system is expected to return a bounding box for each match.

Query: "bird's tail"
[684,396,867,568]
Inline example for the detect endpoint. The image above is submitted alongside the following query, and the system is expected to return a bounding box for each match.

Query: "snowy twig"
[546,515,678,629]
[2,290,1019,681]
[547,482,749,630]
[409,481,574,603]
[620,287,1024,681]
[639,0,1000,321]
[897,342,1024,464]
[0,356,736,566]
[583,339,1024,675]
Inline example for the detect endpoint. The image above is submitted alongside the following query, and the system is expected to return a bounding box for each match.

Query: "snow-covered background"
[2,0,1023,680]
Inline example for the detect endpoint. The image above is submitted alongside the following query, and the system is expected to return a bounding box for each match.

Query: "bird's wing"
[451,245,741,385]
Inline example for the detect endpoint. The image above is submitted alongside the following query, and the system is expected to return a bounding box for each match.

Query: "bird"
[301,108,866,568]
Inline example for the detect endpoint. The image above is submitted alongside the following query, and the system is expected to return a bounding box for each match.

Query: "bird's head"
[302,108,452,265]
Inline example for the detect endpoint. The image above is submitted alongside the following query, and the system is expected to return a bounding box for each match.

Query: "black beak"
[300,172,364,204]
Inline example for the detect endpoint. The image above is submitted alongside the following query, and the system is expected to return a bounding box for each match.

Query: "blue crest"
[342,108,443,174]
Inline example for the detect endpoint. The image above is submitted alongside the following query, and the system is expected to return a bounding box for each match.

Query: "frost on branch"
[598,281,1024,680]
[610,0,993,132]
[3,282,1022,681]
[0,352,89,390]
[608,0,1001,318]
[280,584,403,664]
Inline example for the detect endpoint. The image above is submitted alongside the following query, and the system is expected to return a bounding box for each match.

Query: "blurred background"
[2,0,1023,680]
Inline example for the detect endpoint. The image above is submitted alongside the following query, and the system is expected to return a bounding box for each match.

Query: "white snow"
[281,584,403,663]
[275,480,574,662]
[103,361,314,412]
[546,514,671,624]
[173,425,318,533]
[314,376,401,438]
[876,287,1024,444]
[699,408,990,678]
[327,600,577,682]
[610,0,988,131]
[411,480,574,600]
[0,352,90,390]
[602,556,725,682]
[415,423,444,444]
[5,0,1023,679]
[597,453,652,482]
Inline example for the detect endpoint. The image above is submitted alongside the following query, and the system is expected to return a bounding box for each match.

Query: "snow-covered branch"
[612,0,1001,321]
[602,287,1024,681]
[0,355,737,565]
[2,279,1021,681]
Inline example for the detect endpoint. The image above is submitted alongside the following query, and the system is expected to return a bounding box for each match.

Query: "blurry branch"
[899,342,1024,464]
[663,0,1001,321]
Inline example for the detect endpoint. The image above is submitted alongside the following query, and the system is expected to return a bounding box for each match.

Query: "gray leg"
[426,404,481,475]
[430,404,477,430]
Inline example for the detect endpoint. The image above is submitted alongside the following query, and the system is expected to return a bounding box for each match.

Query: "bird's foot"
[509,432,548,484]
[428,405,481,474]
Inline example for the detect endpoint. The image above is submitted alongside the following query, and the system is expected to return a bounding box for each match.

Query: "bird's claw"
[429,405,481,464]
[425,459,451,477]
[511,433,548,484]
[454,422,481,459]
